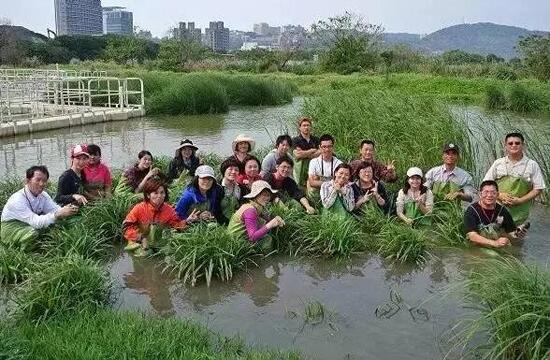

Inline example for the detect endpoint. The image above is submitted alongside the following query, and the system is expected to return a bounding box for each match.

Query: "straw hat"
[232,134,256,152]
[406,167,423,178]
[243,180,278,199]
[176,139,198,151]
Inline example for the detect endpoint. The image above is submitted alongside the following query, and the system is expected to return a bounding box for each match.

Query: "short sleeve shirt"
[464,202,516,234]
[292,134,320,151]
[308,156,343,179]
[483,156,546,190]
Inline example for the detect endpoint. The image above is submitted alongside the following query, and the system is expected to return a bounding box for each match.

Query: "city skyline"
[3,0,550,37]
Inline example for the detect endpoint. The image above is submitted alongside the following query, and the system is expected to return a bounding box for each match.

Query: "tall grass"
[0,247,37,285]
[14,255,110,322]
[161,224,259,286]
[508,85,544,113]
[0,177,23,216]
[453,257,550,359]
[40,223,111,259]
[485,85,507,110]
[267,203,303,254]
[377,221,430,264]
[217,75,293,106]
[430,202,468,247]
[0,308,300,359]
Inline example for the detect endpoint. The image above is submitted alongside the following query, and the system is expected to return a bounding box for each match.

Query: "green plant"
[161,224,259,286]
[267,203,303,254]
[0,247,38,285]
[377,221,430,264]
[485,85,507,110]
[508,85,543,112]
[0,177,23,216]
[430,202,468,247]
[40,223,111,259]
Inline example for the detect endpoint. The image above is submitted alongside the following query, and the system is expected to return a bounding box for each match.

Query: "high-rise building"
[175,22,202,43]
[54,0,103,36]
[102,6,133,35]
[205,21,229,52]
[253,22,280,36]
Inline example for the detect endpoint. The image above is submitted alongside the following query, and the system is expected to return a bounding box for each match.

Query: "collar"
[24,185,43,199]
[505,154,526,164]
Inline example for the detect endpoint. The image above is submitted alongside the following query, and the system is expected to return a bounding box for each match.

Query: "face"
[480,185,498,207]
[320,140,334,158]
[443,150,458,166]
[198,177,214,192]
[244,160,259,177]
[256,189,272,206]
[138,155,152,170]
[181,147,193,159]
[505,136,523,157]
[408,175,422,189]
[26,171,49,196]
[360,143,375,161]
[149,186,166,207]
[89,154,101,166]
[224,166,239,182]
[299,121,311,136]
[73,155,89,171]
[237,142,250,153]
[277,140,290,155]
[334,167,351,185]
[359,166,374,184]
[276,161,292,178]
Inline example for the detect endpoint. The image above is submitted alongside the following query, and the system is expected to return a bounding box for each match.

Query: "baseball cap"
[195,165,215,179]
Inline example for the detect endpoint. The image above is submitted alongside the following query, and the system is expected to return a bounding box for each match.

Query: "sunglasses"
[507,141,522,146]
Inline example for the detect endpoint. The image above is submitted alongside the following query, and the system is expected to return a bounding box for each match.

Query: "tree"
[103,36,149,64]
[312,11,383,74]
[518,35,550,82]
[157,38,207,70]
[441,49,485,65]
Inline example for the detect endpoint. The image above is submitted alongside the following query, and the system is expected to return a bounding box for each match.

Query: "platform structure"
[0,68,145,137]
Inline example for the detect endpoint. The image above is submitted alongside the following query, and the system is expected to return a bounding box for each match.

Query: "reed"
[377,221,430,264]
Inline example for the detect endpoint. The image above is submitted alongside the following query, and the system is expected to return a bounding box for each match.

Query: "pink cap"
[71,144,90,158]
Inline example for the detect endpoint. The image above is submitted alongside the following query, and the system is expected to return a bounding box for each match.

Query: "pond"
[1,101,549,359]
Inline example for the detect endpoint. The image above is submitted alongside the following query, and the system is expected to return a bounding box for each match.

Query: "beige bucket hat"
[232,134,256,152]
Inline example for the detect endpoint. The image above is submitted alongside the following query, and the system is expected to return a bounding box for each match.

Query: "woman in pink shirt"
[83,144,112,200]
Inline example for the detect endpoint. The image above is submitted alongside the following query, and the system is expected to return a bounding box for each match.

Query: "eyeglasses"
[507,141,522,146]
[320,145,333,149]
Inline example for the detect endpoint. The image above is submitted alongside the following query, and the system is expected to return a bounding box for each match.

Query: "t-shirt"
[464,202,516,234]
[308,156,343,180]
[83,163,112,194]
[292,134,320,151]
[264,172,305,201]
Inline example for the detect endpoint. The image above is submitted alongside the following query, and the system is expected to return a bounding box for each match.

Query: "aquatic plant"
[377,221,430,264]
[267,202,303,254]
[40,223,111,260]
[217,75,293,106]
[485,85,507,110]
[356,207,391,242]
[508,84,544,113]
[80,195,136,243]
[292,213,364,257]
[430,202,468,247]
[452,257,550,360]
[14,255,110,322]
[0,177,23,215]
[161,224,259,287]
[0,247,37,285]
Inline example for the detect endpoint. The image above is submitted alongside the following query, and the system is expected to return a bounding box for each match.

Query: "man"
[483,132,545,226]
[424,142,474,202]
[349,140,397,183]
[261,134,293,177]
[464,180,523,248]
[307,134,342,197]
[292,117,320,187]
[1,166,78,249]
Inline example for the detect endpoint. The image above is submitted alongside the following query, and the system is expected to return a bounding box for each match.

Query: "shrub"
[485,85,507,110]
[508,85,543,112]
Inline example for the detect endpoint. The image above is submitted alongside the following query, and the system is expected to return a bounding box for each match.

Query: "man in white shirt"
[483,132,546,226]
[1,165,78,248]
[307,134,343,198]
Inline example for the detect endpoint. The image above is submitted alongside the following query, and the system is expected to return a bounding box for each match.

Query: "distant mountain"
[384,23,549,59]
[0,25,47,43]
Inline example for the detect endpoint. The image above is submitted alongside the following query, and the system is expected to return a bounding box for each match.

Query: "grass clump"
[218,75,293,106]
[485,85,507,110]
[14,255,110,322]
[0,308,300,360]
[377,221,430,264]
[40,223,111,260]
[508,84,544,113]
[267,203,303,254]
[0,178,23,216]
[292,213,363,257]
[431,202,468,247]
[80,195,136,242]
[0,247,38,285]
[454,257,550,360]
[161,223,259,287]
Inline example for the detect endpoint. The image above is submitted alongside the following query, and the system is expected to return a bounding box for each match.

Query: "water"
[2,102,550,359]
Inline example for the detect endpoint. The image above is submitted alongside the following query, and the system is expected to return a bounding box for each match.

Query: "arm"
[320,182,339,209]
[242,208,270,243]
[55,173,78,205]
[307,159,324,189]
[260,153,274,177]
[342,186,356,211]
[166,205,188,230]
[458,174,475,202]
[396,190,411,223]
[417,190,434,214]
[374,182,387,207]
[467,231,509,248]
[175,190,195,219]
[123,204,143,242]
[515,188,542,204]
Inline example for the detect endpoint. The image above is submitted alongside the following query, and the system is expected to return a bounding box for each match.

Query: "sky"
[2,0,550,37]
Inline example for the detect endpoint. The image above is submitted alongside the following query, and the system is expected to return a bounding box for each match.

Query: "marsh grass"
[508,85,544,113]
[267,203,302,254]
[161,224,259,287]
[451,257,550,360]
[357,208,391,241]
[0,247,37,285]
[80,195,136,243]
[40,223,111,259]
[485,85,507,110]
[0,308,300,360]
[14,255,110,322]
[377,221,430,264]
[292,213,363,257]
[0,177,23,216]
[430,202,468,247]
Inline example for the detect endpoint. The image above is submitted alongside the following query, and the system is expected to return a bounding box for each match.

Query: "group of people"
[1,116,545,256]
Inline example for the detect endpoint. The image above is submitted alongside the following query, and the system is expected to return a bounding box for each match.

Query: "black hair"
[360,139,375,149]
[403,174,428,195]
[191,175,218,197]
[276,155,294,167]
[220,158,241,175]
[319,134,335,145]
[87,144,101,156]
[354,162,374,179]
[480,180,499,192]
[334,163,352,176]
[243,155,261,170]
[138,150,153,160]
[275,134,292,148]
[26,165,49,180]
[505,132,524,143]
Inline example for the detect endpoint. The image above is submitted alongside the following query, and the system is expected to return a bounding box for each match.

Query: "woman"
[396,167,434,226]
[167,139,201,182]
[83,144,112,200]
[175,165,224,223]
[219,158,241,221]
[123,178,197,257]
[226,134,255,173]
[264,156,315,214]
[236,155,262,197]
[228,180,285,251]
[55,144,90,206]
[320,163,355,217]
[352,163,388,214]
[116,150,161,195]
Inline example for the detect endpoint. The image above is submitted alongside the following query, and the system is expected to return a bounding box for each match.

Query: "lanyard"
[320,157,334,178]
[23,188,41,215]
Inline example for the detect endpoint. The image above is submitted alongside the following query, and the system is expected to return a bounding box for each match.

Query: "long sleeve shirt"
[1,186,60,229]
[242,206,270,243]
[424,165,475,198]
[320,181,355,211]
[123,201,187,242]
[175,185,223,222]
[55,169,84,205]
